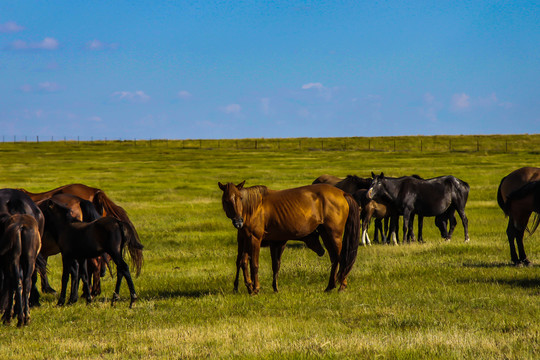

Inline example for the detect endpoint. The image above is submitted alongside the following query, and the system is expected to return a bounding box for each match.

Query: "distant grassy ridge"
[2,133,539,152]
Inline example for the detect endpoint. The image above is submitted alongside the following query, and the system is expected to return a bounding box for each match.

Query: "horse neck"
[240,186,267,217]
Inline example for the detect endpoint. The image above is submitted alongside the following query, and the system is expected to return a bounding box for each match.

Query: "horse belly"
[265,217,320,241]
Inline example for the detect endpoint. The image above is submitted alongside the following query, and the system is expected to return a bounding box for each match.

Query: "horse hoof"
[129,294,138,308]
[338,284,347,292]
[324,285,336,292]
[522,259,531,267]
[42,287,57,294]
[111,292,120,306]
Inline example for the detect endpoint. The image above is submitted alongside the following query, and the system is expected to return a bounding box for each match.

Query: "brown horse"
[219,181,360,294]
[20,184,139,293]
[497,167,540,266]
[40,199,143,307]
[0,214,41,327]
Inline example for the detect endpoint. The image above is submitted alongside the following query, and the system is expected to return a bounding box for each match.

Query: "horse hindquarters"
[336,194,361,291]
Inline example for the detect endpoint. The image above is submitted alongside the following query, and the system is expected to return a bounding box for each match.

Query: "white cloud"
[0,21,24,33]
[221,103,242,114]
[38,82,60,92]
[8,37,59,51]
[178,90,192,99]
[302,82,325,90]
[451,93,471,111]
[111,91,150,103]
[420,92,442,122]
[89,116,102,122]
[86,39,118,51]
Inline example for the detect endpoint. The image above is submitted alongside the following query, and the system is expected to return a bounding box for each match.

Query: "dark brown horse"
[40,199,143,308]
[0,214,41,327]
[20,184,139,293]
[37,194,109,298]
[219,181,360,294]
[497,167,540,266]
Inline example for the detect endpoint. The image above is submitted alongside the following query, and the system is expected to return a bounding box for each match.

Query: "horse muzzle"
[367,188,373,200]
[232,218,244,229]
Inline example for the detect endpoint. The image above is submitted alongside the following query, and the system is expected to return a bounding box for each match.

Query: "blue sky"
[1,1,539,140]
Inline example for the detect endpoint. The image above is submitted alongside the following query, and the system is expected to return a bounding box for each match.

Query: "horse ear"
[237,180,246,190]
[371,172,376,178]
[380,172,384,178]
[218,182,226,191]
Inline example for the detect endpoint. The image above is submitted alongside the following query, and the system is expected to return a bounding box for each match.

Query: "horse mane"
[240,185,268,215]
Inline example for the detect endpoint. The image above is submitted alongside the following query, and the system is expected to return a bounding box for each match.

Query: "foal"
[40,199,143,308]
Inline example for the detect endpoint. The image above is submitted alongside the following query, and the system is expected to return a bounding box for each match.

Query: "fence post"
[476,139,479,152]
[449,139,452,151]
[505,140,508,152]
[368,139,371,151]
[394,139,396,152]
[36,136,39,143]
[420,140,423,152]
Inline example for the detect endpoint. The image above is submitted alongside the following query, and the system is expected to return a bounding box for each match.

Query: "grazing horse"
[0,214,41,327]
[368,173,470,243]
[219,181,360,294]
[20,184,139,294]
[40,199,143,308]
[497,167,540,265]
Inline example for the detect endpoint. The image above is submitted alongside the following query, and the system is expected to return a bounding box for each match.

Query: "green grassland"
[0,135,539,359]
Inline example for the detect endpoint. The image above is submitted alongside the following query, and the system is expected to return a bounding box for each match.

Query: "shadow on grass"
[462,261,540,268]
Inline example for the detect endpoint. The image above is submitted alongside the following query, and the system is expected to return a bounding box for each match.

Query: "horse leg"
[319,227,340,292]
[402,211,411,244]
[67,260,80,305]
[248,236,262,295]
[57,256,73,306]
[29,269,41,308]
[270,242,286,292]
[417,215,424,243]
[506,220,520,265]
[2,276,15,324]
[361,209,371,246]
[456,207,470,242]
[22,264,34,326]
[78,259,92,304]
[513,214,531,266]
[117,258,138,308]
[39,256,56,294]
[447,212,458,240]
[389,215,398,245]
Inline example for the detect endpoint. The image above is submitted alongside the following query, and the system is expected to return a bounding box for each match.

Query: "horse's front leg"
[270,242,286,292]
[233,232,244,292]
[57,256,72,306]
[39,256,56,294]
[402,211,411,244]
[249,236,262,295]
[78,259,92,304]
[67,259,80,305]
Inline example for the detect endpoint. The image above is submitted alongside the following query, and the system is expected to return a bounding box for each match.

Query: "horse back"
[499,167,540,206]
[260,184,349,240]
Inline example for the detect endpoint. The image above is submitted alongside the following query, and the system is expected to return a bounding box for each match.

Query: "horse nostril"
[232,217,244,229]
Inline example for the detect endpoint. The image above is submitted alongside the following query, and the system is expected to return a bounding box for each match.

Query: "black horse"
[39,198,143,308]
[367,173,470,243]
[0,214,41,327]
[0,189,45,307]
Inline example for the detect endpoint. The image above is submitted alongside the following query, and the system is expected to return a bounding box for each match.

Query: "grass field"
[0,135,539,359]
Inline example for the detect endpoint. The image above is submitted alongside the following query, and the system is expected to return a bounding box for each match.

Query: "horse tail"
[94,191,141,244]
[118,221,143,277]
[338,193,361,283]
[497,176,508,215]
[0,222,22,256]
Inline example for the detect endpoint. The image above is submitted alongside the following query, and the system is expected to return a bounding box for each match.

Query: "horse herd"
[0,184,143,327]
[0,167,538,327]
[219,166,540,295]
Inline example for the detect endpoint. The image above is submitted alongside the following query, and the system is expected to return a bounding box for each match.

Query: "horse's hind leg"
[270,242,286,292]
[110,254,138,308]
[78,259,92,304]
[318,227,340,292]
[506,220,520,265]
[456,207,470,242]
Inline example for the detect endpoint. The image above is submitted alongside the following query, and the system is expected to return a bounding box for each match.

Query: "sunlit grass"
[0,135,539,359]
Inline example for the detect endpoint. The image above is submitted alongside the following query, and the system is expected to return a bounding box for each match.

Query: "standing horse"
[353,189,398,245]
[0,214,41,327]
[20,184,139,293]
[37,194,108,299]
[219,181,360,294]
[497,167,540,265]
[0,189,45,307]
[40,199,143,308]
[313,174,388,245]
[368,173,470,243]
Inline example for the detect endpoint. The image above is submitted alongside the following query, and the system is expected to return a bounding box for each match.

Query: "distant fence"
[1,134,539,153]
